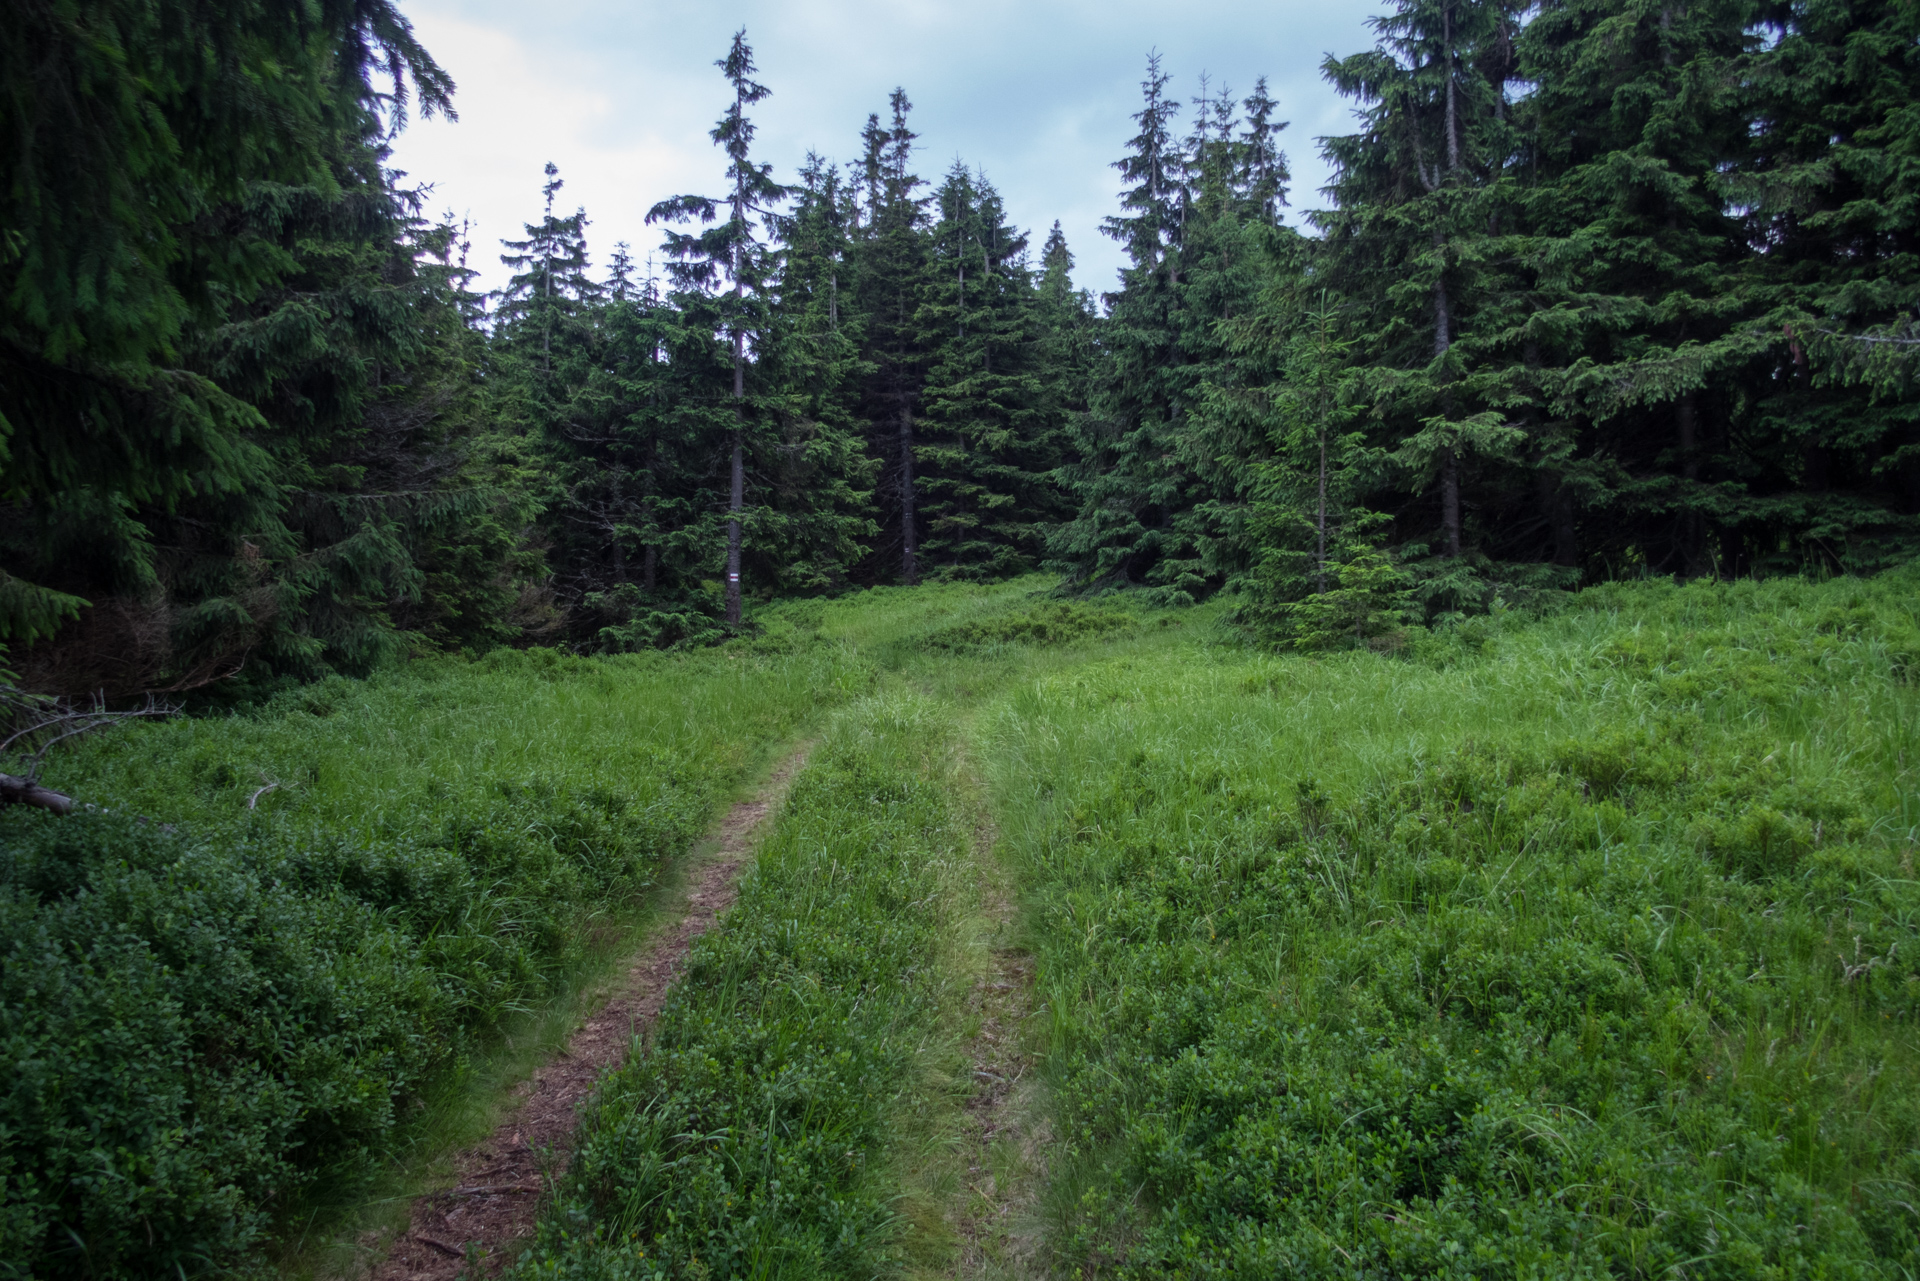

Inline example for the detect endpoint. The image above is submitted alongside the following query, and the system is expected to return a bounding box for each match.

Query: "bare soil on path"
[365,747,811,1280]
[946,819,1049,1280]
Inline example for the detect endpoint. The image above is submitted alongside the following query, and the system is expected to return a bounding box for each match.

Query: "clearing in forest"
[5,572,1919,1280]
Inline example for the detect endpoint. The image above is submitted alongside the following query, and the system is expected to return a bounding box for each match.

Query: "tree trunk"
[1444,3,1461,174]
[0,774,74,815]
[727,326,745,626]
[644,435,659,592]
[1537,469,1579,567]
[1720,525,1747,578]
[1316,429,1329,595]
[1441,451,1462,558]
[1676,391,1705,577]
[899,406,919,584]
[1433,243,1462,558]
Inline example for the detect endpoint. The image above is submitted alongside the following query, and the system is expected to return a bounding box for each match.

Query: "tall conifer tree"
[498,163,601,376]
[916,168,1070,576]
[647,30,790,625]
[1317,0,1530,613]
[850,90,933,582]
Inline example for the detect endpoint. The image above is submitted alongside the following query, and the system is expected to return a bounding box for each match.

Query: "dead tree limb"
[0,773,74,814]
[1,685,176,815]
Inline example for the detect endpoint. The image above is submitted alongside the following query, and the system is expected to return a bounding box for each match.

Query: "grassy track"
[8,570,1919,1279]
[1,643,866,1278]
[511,693,971,1279]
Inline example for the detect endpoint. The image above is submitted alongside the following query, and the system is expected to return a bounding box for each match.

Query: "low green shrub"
[922,601,1136,652]
[512,696,963,1280]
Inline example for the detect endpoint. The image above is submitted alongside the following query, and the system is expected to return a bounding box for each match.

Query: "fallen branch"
[0,773,75,815]
[2,685,176,816]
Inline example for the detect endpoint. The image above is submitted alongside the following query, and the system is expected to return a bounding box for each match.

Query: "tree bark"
[1441,451,1462,558]
[644,435,660,592]
[727,326,745,626]
[1444,2,1461,174]
[0,774,74,815]
[726,419,744,625]
[1316,428,1329,595]
[1537,469,1579,567]
[1676,391,1705,577]
[899,406,919,584]
[1433,241,1461,558]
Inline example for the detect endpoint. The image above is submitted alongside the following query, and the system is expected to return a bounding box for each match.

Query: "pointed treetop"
[1240,76,1291,221]
[646,29,791,295]
[718,28,771,106]
[1043,221,1074,273]
[1102,50,1182,269]
[607,241,637,301]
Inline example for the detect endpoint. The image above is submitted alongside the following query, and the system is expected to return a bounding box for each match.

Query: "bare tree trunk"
[1787,329,1830,498]
[1537,469,1579,567]
[900,406,919,584]
[0,774,73,815]
[1440,454,1462,558]
[644,435,659,592]
[1316,429,1329,595]
[1434,243,1461,558]
[1444,2,1461,174]
[1677,390,1703,576]
[727,328,745,626]
[1554,490,1579,568]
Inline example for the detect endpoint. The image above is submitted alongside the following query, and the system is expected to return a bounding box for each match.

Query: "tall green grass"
[988,571,1920,1277]
[512,694,969,1280]
[0,643,866,1278]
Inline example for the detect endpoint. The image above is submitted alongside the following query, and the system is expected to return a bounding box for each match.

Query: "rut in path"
[948,816,1049,1279]
[365,746,812,1280]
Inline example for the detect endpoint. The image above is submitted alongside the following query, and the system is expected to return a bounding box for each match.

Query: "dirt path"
[948,816,1049,1279]
[367,746,812,1280]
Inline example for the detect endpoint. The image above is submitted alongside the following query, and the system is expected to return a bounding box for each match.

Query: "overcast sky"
[383,0,1386,301]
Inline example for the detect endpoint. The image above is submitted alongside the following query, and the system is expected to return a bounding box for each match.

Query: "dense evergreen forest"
[6,5,1920,1276]
[5,0,1919,695]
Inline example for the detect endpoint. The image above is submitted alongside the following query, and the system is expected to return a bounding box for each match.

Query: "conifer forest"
[5,1,1920,1278]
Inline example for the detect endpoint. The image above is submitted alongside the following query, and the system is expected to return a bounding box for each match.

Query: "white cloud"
[384,0,1385,297]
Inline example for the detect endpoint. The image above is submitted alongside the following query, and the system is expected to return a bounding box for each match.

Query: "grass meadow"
[1,642,868,1277]
[987,572,1920,1278]
[5,569,1919,1278]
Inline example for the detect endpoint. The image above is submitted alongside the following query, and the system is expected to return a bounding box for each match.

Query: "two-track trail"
[367,745,812,1280]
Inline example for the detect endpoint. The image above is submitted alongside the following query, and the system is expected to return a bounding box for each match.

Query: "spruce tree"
[1052,55,1290,602]
[916,168,1070,577]
[1735,0,1920,569]
[1317,0,1532,614]
[1048,55,1191,592]
[647,29,790,625]
[849,90,934,582]
[1507,0,1762,579]
[1217,289,1408,647]
[0,0,453,648]
[498,163,602,374]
